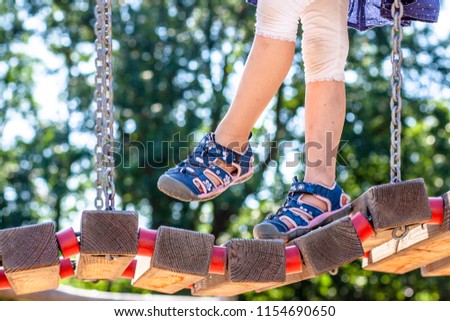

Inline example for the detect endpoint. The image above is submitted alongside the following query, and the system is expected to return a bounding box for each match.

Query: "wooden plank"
[192,239,286,296]
[0,222,60,295]
[132,226,215,294]
[76,210,138,280]
[363,191,450,274]
[256,216,364,293]
[294,216,364,275]
[364,178,431,229]
[421,256,450,277]
[352,178,431,251]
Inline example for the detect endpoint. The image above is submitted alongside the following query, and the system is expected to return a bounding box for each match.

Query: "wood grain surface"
[0,222,60,295]
[363,192,450,274]
[76,210,138,280]
[192,239,286,296]
[133,226,215,294]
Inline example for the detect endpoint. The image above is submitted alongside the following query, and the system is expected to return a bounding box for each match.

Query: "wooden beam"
[76,210,138,281]
[132,226,215,294]
[421,256,450,277]
[192,239,286,296]
[256,216,364,293]
[363,191,450,274]
[352,178,432,251]
[0,222,60,295]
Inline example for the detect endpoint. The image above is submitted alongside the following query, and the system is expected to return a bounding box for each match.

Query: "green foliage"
[1,0,449,300]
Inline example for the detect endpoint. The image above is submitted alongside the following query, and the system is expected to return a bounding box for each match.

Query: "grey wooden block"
[192,239,286,296]
[367,178,430,229]
[295,216,364,275]
[76,210,138,280]
[352,178,431,251]
[256,216,364,293]
[132,226,215,294]
[363,191,450,274]
[0,222,60,295]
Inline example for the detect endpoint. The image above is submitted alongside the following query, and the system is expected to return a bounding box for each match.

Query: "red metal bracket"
[137,228,157,257]
[0,268,11,290]
[428,197,444,225]
[285,245,302,275]
[56,228,80,258]
[208,246,227,275]
[59,258,75,280]
[122,259,137,279]
[351,212,375,243]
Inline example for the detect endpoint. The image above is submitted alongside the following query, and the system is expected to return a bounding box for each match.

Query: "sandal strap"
[208,164,234,187]
[183,133,253,175]
[288,181,343,211]
[195,171,217,193]
[279,202,324,220]
[193,133,244,165]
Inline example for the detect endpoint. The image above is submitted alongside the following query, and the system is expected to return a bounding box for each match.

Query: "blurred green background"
[0,0,449,300]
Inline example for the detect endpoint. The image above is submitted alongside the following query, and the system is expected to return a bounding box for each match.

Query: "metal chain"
[390,0,407,240]
[94,0,116,210]
[389,0,404,183]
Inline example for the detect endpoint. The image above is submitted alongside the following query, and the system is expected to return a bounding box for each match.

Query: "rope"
[94,0,116,210]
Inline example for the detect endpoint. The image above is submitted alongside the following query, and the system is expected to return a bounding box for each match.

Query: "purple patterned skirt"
[246,0,440,31]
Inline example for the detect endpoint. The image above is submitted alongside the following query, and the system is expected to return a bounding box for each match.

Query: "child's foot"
[158,133,254,202]
[253,177,350,241]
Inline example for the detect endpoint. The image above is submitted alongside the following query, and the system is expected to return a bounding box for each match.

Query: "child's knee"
[301,27,349,83]
[255,0,311,42]
[301,0,349,83]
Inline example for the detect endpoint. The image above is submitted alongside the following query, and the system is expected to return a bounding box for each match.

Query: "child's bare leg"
[208,35,295,181]
[299,0,349,211]
[215,35,295,151]
[302,81,346,211]
[213,0,304,181]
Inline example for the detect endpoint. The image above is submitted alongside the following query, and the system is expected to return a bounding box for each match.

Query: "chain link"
[389,0,404,183]
[390,0,406,240]
[94,0,116,210]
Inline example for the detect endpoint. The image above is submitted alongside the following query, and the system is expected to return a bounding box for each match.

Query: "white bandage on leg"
[255,0,313,42]
[301,0,350,83]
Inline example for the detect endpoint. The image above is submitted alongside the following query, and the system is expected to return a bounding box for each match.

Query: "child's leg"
[302,81,346,210]
[204,0,305,183]
[158,0,307,201]
[301,0,349,210]
[218,0,349,209]
[253,0,350,238]
[215,35,295,151]
[215,0,310,150]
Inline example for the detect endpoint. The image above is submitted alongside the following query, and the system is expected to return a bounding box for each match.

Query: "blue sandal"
[158,133,254,202]
[253,177,351,241]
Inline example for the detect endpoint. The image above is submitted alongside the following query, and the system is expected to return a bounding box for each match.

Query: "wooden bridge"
[0,178,448,297]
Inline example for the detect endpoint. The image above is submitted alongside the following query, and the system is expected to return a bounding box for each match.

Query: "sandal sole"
[253,205,353,242]
[158,170,254,202]
[157,175,200,202]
